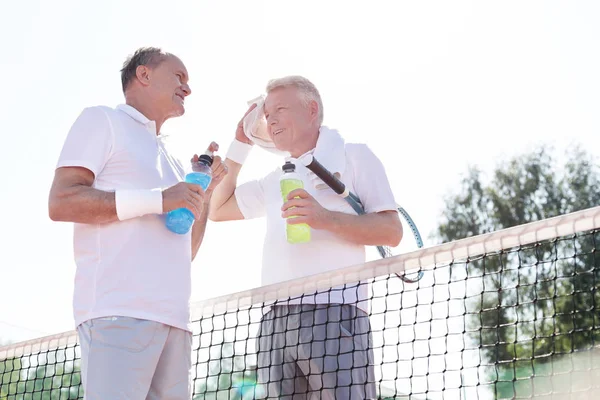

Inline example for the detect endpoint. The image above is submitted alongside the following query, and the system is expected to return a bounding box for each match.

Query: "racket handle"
[302,155,347,196]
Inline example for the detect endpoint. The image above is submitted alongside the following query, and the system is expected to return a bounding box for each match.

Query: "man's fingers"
[190,192,204,206]
[239,103,258,124]
[287,189,310,200]
[185,194,204,219]
[185,193,202,208]
[214,170,228,182]
[286,216,309,225]
[186,201,201,219]
[281,198,309,211]
[211,156,224,172]
[186,183,205,195]
[210,156,229,183]
[192,143,219,162]
[206,142,219,153]
[282,208,308,218]
[213,165,227,178]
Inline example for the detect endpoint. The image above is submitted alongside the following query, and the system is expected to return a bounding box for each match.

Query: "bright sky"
[1,0,599,350]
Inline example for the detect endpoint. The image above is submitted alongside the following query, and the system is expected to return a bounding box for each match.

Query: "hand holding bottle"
[279,161,312,243]
[162,182,206,220]
[165,146,215,234]
[199,142,228,193]
[281,188,331,230]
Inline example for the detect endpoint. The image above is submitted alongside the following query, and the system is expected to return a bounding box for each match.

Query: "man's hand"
[281,189,332,229]
[207,154,228,192]
[162,182,205,219]
[191,142,228,193]
[282,188,403,247]
[235,103,258,145]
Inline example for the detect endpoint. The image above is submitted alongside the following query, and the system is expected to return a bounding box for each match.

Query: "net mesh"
[2,206,599,400]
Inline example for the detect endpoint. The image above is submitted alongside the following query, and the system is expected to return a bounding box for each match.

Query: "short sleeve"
[348,144,398,214]
[234,179,267,219]
[56,106,114,178]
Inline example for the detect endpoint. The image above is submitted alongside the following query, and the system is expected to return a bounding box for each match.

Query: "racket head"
[367,206,424,283]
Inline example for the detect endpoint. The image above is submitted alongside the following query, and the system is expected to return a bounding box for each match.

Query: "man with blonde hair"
[209,75,402,399]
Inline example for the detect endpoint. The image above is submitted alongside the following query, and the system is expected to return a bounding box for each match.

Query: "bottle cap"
[282,161,295,172]
[199,151,214,167]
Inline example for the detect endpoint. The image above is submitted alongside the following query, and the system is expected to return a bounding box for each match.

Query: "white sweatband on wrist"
[115,189,163,221]
[225,139,252,165]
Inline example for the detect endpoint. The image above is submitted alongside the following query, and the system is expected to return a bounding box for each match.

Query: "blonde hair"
[266,76,324,125]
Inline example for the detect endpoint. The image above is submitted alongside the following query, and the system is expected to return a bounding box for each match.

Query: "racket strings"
[382,207,425,283]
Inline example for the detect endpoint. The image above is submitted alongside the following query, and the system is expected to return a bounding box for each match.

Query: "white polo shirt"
[234,142,398,312]
[56,104,193,332]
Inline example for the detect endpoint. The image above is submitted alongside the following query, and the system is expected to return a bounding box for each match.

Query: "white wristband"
[225,139,252,165]
[115,189,163,221]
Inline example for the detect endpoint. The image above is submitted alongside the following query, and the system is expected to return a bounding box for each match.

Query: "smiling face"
[263,86,319,157]
[145,55,191,119]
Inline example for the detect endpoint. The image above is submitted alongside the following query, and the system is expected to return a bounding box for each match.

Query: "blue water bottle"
[165,152,213,234]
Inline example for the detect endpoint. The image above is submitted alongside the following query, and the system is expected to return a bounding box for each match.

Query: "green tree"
[435,145,600,399]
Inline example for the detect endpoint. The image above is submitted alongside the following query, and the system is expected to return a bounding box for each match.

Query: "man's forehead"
[165,55,188,73]
[265,87,298,105]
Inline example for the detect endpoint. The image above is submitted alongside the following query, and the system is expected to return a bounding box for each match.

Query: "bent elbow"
[48,192,69,222]
[48,196,60,222]
[388,234,402,248]
[389,222,404,247]
[208,210,222,222]
[48,199,63,221]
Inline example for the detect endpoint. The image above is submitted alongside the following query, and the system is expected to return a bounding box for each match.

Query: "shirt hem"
[270,297,370,314]
[56,160,100,178]
[75,309,192,333]
[366,203,400,214]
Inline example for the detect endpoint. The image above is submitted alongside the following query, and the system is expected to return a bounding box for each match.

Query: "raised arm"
[208,103,257,222]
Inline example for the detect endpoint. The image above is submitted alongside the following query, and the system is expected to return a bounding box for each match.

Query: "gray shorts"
[77,316,192,400]
[256,304,376,400]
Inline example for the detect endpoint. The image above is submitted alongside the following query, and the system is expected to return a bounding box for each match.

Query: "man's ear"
[308,100,319,122]
[135,65,151,87]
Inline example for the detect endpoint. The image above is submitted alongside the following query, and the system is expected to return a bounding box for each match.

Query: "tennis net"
[1,206,599,399]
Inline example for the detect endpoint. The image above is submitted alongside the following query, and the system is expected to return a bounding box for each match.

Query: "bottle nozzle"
[282,161,296,172]
[198,151,214,167]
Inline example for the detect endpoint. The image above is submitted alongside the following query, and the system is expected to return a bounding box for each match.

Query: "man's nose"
[182,84,191,96]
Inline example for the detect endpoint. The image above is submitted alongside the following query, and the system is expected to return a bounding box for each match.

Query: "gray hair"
[266,76,324,125]
[120,47,172,92]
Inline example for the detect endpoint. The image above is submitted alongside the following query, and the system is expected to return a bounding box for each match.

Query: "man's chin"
[169,106,185,118]
[274,144,295,157]
[272,138,286,151]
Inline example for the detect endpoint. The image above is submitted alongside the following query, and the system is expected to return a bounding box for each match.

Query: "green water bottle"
[280,161,311,243]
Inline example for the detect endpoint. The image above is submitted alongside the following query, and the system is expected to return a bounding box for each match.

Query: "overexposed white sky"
[0,0,598,347]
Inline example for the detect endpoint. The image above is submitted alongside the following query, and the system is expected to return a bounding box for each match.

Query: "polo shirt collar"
[116,103,158,136]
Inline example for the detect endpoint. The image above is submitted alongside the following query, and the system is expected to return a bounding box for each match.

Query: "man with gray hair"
[209,76,403,399]
[49,47,227,399]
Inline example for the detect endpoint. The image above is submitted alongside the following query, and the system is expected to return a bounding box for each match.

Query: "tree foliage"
[436,145,600,398]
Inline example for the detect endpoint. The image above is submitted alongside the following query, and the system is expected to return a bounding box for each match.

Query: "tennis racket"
[300,154,424,283]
